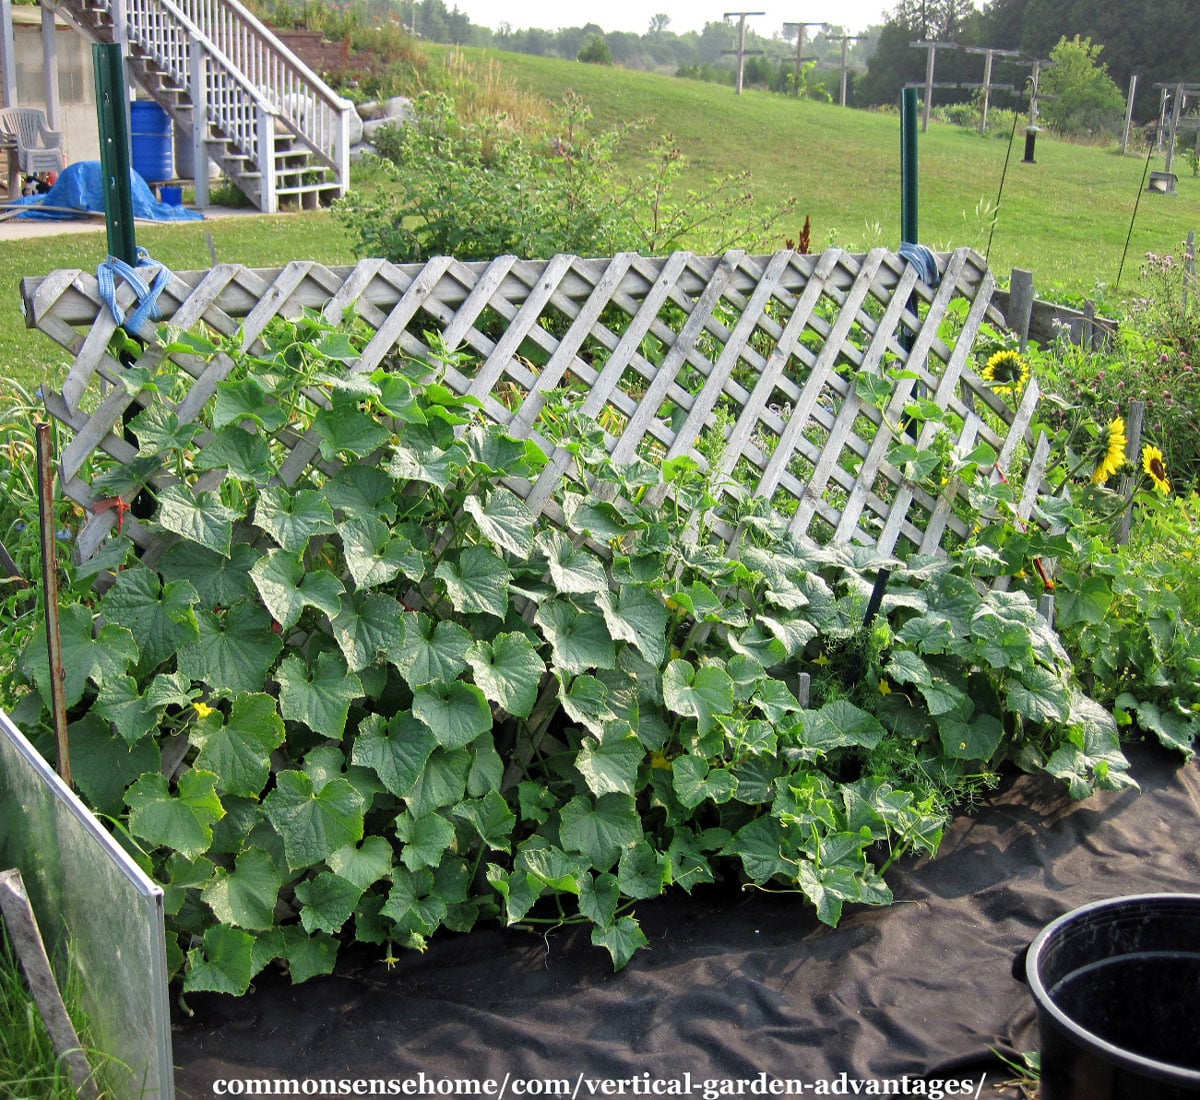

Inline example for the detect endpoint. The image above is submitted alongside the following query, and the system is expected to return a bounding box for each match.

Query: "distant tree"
[649,13,670,38]
[578,33,613,65]
[1039,35,1124,136]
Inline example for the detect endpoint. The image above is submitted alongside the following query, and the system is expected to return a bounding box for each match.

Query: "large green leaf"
[672,754,738,809]
[404,747,471,818]
[331,591,406,672]
[578,871,620,927]
[485,865,541,924]
[250,549,344,631]
[129,403,200,455]
[575,725,644,797]
[94,675,165,745]
[412,679,493,750]
[252,486,337,552]
[662,658,734,736]
[452,790,516,849]
[67,713,161,817]
[1007,665,1071,724]
[938,713,1004,761]
[535,599,616,673]
[327,836,394,891]
[385,425,464,488]
[722,815,792,884]
[312,391,393,460]
[277,652,363,739]
[183,924,255,995]
[466,632,545,719]
[590,916,648,971]
[537,529,608,595]
[178,602,283,697]
[20,606,138,709]
[558,672,615,735]
[324,464,398,523]
[279,925,340,983]
[156,484,242,557]
[464,487,536,558]
[559,793,642,869]
[263,770,366,872]
[201,847,283,931]
[435,546,510,619]
[351,712,438,799]
[393,613,471,685]
[100,567,199,670]
[294,872,364,935]
[596,585,668,666]
[190,692,285,798]
[617,841,668,900]
[801,700,886,751]
[193,424,275,482]
[125,769,225,861]
[159,541,258,607]
[394,810,457,871]
[338,514,426,590]
[213,373,287,433]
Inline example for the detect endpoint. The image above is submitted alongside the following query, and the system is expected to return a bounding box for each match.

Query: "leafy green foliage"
[10,309,1139,996]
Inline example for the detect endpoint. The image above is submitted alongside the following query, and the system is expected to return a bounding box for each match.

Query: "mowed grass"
[464,47,1199,297]
[6,44,1199,394]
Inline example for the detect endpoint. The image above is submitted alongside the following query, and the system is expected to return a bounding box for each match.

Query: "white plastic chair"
[0,107,64,176]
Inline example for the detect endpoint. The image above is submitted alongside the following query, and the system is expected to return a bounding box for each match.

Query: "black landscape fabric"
[172,742,1200,1099]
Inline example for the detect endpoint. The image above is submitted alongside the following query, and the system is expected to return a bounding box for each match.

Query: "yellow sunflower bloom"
[982,349,1030,396]
[1142,445,1171,494]
[1091,417,1127,484]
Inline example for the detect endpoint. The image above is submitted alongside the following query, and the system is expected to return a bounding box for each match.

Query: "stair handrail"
[172,0,352,179]
[117,0,351,195]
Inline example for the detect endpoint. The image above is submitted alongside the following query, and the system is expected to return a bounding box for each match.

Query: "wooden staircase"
[48,0,353,212]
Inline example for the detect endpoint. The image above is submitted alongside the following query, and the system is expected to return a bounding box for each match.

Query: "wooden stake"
[35,422,71,786]
[0,869,99,1099]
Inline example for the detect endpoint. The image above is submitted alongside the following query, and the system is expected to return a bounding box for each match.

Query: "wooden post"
[1164,82,1185,177]
[1122,74,1139,155]
[0,0,15,108]
[723,12,765,96]
[1008,268,1035,349]
[0,870,99,1099]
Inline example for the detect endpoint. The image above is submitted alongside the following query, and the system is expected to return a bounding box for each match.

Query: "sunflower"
[982,349,1030,396]
[1142,444,1171,494]
[1091,416,1127,484]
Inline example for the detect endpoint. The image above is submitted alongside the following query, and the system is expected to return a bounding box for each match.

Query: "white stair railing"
[109,0,352,211]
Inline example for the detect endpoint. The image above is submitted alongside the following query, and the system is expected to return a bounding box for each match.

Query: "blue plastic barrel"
[130,101,173,184]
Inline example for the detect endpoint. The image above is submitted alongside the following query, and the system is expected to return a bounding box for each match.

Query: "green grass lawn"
[482,48,1199,298]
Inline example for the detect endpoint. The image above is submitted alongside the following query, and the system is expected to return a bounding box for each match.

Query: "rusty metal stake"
[35,422,70,787]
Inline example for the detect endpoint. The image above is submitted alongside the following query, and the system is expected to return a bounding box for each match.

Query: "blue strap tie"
[898,242,941,287]
[97,247,171,333]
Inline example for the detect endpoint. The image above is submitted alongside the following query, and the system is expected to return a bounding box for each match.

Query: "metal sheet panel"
[0,707,174,1099]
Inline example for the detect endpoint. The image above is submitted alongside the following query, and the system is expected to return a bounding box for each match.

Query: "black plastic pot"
[1026,894,1200,1100]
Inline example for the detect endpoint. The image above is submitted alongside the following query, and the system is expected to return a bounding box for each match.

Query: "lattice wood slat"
[22,247,1047,567]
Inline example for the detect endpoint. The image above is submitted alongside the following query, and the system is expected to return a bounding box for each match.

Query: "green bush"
[334,91,795,262]
[8,310,1134,996]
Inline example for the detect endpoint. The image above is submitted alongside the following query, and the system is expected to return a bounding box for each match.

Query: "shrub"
[334,91,796,263]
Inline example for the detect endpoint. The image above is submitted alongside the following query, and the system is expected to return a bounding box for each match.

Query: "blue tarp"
[10,161,204,221]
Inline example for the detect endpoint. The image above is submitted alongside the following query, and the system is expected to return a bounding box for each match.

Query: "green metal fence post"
[93,42,136,264]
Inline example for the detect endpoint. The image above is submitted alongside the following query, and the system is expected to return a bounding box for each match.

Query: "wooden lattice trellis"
[21,246,1053,566]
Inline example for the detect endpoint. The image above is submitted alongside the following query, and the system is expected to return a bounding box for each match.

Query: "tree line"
[264,0,1195,125]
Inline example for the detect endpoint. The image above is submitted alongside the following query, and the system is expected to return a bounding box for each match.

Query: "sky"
[452,1,896,38]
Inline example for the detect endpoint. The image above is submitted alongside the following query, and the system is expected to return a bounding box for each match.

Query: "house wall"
[13,7,100,166]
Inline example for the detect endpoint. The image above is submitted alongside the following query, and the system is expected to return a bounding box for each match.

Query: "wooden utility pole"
[963,46,1019,132]
[1121,74,1139,154]
[909,40,960,131]
[724,11,765,95]
[832,34,861,106]
[782,21,823,97]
